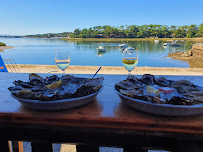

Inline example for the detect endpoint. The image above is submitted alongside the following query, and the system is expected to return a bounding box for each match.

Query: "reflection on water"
[0,38,194,67]
[97,51,106,57]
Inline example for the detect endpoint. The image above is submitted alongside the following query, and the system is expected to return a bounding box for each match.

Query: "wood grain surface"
[0,73,203,138]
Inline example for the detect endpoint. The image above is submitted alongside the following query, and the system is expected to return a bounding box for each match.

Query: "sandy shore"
[0,46,14,50]
[6,64,203,75]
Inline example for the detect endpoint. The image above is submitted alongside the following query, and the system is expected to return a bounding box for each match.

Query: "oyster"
[156,77,171,87]
[45,75,59,84]
[115,80,142,91]
[29,73,45,85]
[127,75,142,84]
[9,74,103,101]
[140,74,156,85]
[170,80,196,93]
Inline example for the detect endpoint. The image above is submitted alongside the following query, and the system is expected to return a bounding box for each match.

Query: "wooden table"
[0,73,203,152]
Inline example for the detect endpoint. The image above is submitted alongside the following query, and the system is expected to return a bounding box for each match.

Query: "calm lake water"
[0,38,194,67]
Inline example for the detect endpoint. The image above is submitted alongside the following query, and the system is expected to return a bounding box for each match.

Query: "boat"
[163,43,169,46]
[154,40,159,43]
[169,40,181,47]
[97,46,106,52]
[125,47,135,50]
[118,44,128,48]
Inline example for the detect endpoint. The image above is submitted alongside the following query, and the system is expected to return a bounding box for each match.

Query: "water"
[0,38,193,67]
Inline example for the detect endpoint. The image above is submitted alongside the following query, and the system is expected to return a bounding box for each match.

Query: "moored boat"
[169,40,181,47]
[97,46,106,52]
[163,43,169,46]
[118,44,128,48]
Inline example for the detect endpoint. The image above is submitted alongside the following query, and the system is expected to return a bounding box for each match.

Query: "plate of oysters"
[115,74,203,116]
[9,74,103,110]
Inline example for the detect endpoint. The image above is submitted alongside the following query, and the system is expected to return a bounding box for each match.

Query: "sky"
[1,0,203,35]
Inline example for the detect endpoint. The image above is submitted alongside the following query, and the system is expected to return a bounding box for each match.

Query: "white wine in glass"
[122,50,139,76]
[55,50,70,74]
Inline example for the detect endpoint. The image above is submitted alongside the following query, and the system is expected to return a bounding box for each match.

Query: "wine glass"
[55,50,70,75]
[122,49,139,76]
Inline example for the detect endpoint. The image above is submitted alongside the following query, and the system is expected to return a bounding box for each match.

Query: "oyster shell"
[156,77,171,87]
[141,74,156,85]
[29,73,45,85]
[45,75,59,84]
[170,80,196,93]
[115,80,142,91]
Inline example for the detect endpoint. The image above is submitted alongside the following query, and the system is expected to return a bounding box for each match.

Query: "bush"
[0,42,6,46]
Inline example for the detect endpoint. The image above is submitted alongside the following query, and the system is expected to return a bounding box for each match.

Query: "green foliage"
[68,24,203,38]
[24,23,203,39]
[0,42,6,46]
[186,25,198,38]
[195,24,203,37]
[25,32,70,38]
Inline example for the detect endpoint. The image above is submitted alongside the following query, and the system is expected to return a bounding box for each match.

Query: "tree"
[186,25,197,38]
[195,24,203,37]
[27,23,203,39]
[174,29,184,38]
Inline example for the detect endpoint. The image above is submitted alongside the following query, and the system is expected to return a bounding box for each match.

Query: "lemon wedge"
[46,80,62,90]
[147,85,160,94]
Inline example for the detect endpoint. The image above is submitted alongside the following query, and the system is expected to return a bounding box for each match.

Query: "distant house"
[110,34,115,37]
[97,34,103,37]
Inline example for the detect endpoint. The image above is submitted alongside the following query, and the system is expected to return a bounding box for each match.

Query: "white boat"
[163,43,169,46]
[125,47,135,50]
[154,40,159,43]
[97,46,106,52]
[169,40,181,47]
[118,44,128,48]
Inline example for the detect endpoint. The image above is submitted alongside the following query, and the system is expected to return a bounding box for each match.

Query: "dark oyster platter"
[9,74,103,110]
[115,74,203,116]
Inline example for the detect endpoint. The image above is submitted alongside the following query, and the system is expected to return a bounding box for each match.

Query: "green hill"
[0,42,6,46]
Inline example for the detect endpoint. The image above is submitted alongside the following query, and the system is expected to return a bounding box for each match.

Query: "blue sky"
[1,0,203,35]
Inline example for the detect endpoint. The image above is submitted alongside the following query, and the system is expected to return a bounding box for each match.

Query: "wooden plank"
[31,142,53,152]
[12,141,23,152]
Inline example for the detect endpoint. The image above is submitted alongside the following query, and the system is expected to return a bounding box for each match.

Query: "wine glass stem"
[63,70,65,75]
[128,71,131,76]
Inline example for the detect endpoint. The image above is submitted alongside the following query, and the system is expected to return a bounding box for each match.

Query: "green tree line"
[25,32,70,38]
[69,24,203,38]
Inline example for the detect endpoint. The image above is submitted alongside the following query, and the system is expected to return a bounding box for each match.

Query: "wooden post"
[12,141,24,152]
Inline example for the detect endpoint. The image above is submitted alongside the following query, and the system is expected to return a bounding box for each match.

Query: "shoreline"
[168,44,203,68]
[0,46,14,50]
[6,64,203,76]
[61,38,203,42]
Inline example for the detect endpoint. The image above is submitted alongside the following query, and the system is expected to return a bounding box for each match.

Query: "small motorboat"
[169,40,181,47]
[97,46,106,52]
[125,47,135,50]
[154,40,159,43]
[118,44,128,48]
[163,43,169,46]
[169,43,181,47]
